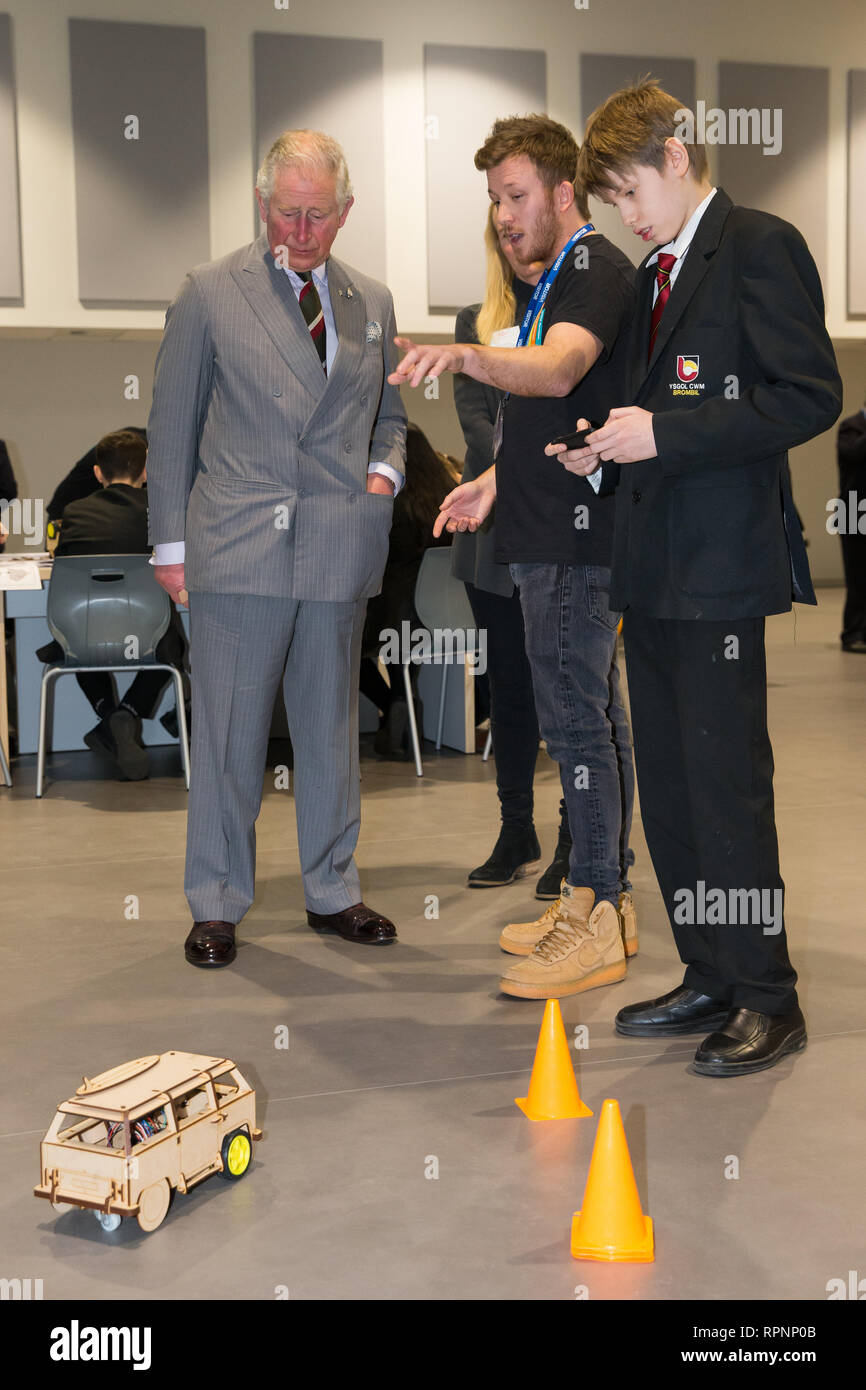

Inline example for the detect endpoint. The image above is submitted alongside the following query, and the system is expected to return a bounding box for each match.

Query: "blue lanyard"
[515,222,595,349]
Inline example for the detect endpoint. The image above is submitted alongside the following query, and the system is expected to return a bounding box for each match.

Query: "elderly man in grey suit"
[146,130,407,967]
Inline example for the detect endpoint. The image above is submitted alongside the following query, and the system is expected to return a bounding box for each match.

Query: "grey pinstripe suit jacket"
[145,233,407,600]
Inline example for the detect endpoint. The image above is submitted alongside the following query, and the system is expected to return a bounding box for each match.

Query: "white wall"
[0,0,865,336]
[1,0,865,583]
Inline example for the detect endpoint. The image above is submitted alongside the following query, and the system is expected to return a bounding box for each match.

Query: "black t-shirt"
[494,234,636,565]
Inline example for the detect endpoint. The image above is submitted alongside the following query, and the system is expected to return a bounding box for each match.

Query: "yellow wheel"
[220,1128,252,1180]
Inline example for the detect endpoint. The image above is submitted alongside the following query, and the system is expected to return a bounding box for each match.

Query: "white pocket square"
[365,320,383,343]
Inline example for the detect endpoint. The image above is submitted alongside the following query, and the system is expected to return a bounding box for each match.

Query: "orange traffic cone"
[570,1098,654,1261]
[515,999,593,1120]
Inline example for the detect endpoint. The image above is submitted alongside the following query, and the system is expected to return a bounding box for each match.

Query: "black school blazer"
[602,189,842,621]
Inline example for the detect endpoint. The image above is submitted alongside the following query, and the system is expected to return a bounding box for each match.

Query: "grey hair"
[255,130,353,210]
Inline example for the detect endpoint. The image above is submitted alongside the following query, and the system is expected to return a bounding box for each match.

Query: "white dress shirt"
[586,188,718,496]
[153,257,401,566]
[646,187,718,302]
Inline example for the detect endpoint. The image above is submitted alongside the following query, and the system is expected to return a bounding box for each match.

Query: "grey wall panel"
[718,61,828,284]
[848,70,866,317]
[0,14,22,301]
[579,55,696,266]
[424,44,546,313]
[254,33,386,284]
[69,19,210,304]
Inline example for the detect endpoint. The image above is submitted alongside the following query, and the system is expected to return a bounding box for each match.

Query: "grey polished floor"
[1,595,863,1301]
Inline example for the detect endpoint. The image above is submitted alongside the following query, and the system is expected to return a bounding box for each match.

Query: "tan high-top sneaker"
[499,893,567,956]
[501,881,638,959]
[499,884,626,999]
[619,891,638,957]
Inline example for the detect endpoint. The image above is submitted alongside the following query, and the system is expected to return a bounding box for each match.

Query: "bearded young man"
[391,115,637,1000]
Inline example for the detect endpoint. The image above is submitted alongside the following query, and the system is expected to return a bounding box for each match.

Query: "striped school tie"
[647,252,677,362]
[297,270,327,373]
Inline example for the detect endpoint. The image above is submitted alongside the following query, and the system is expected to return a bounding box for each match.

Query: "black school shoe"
[615,985,731,1036]
[692,1006,807,1077]
[468,824,542,887]
[374,696,423,760]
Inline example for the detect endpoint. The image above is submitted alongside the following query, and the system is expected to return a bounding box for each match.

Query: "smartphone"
[549,425,597,451]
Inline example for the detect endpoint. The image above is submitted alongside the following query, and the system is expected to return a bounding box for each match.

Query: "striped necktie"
[647,251,677,362]
[297,270,327,372]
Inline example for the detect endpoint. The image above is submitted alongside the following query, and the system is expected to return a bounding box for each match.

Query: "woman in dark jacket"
[360,422,458,756]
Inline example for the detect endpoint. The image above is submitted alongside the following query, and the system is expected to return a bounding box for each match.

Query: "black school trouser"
[622,610,798,1014]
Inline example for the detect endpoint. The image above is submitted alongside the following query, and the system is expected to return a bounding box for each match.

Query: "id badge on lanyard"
[492,222,594,460]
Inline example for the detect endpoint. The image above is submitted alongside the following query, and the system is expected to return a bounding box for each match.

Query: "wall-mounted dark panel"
[848,70,866,317]
[424,44,546,312]
[69,18,210,304]
[254,33,386,283]
[0,14,22,301]
[579,55,696,266]
[718,61,828,285]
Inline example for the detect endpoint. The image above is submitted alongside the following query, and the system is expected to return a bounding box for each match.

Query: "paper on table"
[0,559,43,590]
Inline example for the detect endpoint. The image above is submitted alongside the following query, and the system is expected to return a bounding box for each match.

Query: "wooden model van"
[34,1051,263,1232]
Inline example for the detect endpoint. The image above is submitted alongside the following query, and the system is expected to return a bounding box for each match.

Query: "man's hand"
[584,406,656,463]
[388,336,469,389]
[153,562,189,608]
[366,474,396,496]
[433,471,496,537]
[544,417,603,477]
[545,407,657,474]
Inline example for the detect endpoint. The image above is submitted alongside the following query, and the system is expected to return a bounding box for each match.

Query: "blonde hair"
[256,129,353,210]
[475,206,517,346]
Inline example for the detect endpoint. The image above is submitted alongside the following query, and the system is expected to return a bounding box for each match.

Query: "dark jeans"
[623,610,797,1014]
[465,581,568,838]
[510,563,635,905]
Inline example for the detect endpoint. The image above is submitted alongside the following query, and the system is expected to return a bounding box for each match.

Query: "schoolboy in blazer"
[550,80,842,1076]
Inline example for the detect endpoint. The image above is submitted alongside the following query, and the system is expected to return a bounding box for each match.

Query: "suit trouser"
[622,610,798,1014]
[184,592,365,924]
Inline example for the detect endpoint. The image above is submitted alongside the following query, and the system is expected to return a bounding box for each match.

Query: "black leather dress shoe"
[307,903,397,944]
[184,920,237,967]
[615,985,730,1036]
[468,825,542,888]
[693,1006,807,1077]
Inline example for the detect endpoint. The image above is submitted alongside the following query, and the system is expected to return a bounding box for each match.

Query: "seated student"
[359,421,458,758]
[46,425,147,522]
[36,429,188,781]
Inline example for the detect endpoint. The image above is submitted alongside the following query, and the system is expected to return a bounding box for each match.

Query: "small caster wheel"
[96,1212,122,1232]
